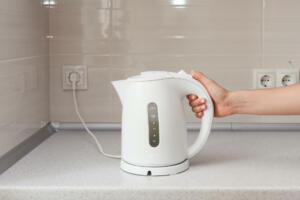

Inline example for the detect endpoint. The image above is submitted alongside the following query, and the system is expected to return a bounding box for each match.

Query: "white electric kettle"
[112,70,214,176]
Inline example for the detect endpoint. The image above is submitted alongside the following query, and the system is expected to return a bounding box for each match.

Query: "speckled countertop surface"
[1,130,300,200]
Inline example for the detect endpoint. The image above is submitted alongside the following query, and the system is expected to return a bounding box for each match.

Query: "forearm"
[229,83,300,115]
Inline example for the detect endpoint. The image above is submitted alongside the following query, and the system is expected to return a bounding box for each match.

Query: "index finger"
[186,94,198,100]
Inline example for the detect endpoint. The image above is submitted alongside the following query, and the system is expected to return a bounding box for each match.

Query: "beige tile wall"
[49,0,300,123]
[262,0,300,123]
[0,0,49,156]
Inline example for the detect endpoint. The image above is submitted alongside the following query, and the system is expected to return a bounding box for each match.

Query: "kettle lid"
[127,70,192,82]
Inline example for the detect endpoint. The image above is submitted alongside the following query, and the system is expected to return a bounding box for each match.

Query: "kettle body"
[112,71,214,176]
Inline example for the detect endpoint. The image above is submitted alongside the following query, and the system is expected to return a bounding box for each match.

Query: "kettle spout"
[111,80,128,105]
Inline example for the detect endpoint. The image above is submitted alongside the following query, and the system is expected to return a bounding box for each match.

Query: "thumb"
[190,70,215,87]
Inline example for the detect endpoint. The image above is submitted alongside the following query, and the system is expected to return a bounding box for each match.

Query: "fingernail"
[201,99,205,103]
[201,105,206,109]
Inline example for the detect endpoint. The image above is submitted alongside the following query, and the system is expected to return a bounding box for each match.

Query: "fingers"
[196,112,203,118]
[190,70,219,91]
[189,98,206,107]
[192,104,206,113]
[186,95,207,118]
[190,70,211,84]
[187,94,197,101]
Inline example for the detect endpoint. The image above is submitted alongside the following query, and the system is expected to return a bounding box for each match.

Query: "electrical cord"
[70,72,121,159]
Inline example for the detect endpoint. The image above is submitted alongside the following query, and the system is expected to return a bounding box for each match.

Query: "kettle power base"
[120,160,190,176]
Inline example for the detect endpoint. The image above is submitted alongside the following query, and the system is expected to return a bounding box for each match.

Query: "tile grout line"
[0,55,48,64]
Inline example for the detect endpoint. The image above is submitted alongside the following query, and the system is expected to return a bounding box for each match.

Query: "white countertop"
[1,130,300,200]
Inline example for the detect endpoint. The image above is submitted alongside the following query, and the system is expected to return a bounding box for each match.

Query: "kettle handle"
[179,76,214,158]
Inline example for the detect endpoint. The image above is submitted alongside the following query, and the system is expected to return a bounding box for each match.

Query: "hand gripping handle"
[178,76,214,158]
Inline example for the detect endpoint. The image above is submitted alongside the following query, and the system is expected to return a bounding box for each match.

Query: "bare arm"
[187,70,300,117]
[229,83,300,115]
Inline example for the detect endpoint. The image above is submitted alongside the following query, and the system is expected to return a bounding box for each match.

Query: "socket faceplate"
[63,66,88,90]
[276,69,299,87]
[253,69,276,89]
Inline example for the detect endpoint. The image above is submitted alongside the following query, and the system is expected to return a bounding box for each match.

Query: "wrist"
[225,90,241,115]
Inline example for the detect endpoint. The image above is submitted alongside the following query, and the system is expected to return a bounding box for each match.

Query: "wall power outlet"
[62,66,88,90]
[276,69,299,87]
[253,69,276,89]
[254,68,300,89]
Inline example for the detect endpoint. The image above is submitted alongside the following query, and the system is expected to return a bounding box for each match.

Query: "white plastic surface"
[175,72,214,158]
[127,70,193,82]
[121,159,189,176]
[112,70,214,175]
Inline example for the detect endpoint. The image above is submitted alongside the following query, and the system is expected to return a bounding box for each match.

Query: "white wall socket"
[276,69,299,87]
[63,65,88,90]
[254,68,299,89]
[253,69,276,89]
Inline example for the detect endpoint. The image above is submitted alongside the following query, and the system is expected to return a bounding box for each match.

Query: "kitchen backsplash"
[0,0,49,156]
[49,0,300,123]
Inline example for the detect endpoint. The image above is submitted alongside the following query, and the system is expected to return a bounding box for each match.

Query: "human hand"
[187,70,233,118]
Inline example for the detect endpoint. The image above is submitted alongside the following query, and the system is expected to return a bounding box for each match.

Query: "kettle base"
[120,159,189,176]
